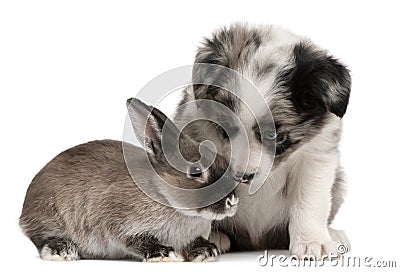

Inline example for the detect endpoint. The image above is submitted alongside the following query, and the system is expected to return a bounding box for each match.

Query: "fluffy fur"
[174,23,351,259]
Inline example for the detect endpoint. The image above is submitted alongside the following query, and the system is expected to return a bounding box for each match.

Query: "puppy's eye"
[188,166,203,178]
[266,131,277,140]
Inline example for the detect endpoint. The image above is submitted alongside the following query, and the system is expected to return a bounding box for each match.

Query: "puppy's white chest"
[235,175,289,245]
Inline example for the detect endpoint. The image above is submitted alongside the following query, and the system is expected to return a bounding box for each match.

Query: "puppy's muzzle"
[232,171,255,184]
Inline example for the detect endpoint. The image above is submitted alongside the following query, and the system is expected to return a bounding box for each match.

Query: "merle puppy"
[174,23,351,259]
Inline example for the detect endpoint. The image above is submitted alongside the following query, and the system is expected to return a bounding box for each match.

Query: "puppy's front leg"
[288,151,341,260]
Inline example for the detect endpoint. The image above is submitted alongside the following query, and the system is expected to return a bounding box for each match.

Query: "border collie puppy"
[174,23,351,259]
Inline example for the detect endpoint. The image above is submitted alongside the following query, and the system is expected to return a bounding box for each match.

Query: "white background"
[1,0,399,271]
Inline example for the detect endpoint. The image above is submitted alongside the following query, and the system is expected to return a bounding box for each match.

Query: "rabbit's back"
[19,140,162,258]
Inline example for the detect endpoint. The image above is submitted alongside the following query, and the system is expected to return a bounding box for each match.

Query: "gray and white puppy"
[174,23,351,259]
[20,98,238,262]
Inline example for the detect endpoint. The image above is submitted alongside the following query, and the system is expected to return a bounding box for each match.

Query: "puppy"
[174,23,351,259]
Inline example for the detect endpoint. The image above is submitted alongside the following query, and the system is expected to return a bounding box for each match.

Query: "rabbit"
[19,98,238,262]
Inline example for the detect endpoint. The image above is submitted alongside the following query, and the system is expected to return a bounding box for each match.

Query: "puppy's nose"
[235,172,245,180]
[233,171,255,183]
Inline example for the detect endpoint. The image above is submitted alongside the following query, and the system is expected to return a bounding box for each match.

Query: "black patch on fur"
[275,132,300,156]
[274,114,326,156]
[41,237,79,257]
[125,233,175,260]
[278,42,351,118]
[183,236,219,261]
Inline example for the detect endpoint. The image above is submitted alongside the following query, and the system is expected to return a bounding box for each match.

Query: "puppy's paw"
[187,243,220,262]
[329,228,351,252]
[209,231,231,253]
[143,245,184,262]
[290,240,344,260]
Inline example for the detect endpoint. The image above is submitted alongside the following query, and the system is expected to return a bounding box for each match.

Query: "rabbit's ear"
[126,98,180,159]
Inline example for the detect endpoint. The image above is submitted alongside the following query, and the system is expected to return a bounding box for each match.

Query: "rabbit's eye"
[188,166,203,178]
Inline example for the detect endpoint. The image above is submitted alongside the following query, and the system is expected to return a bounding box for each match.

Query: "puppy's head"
[183,24,351,183]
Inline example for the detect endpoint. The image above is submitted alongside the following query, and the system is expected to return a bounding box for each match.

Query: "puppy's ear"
[286,42,351,118]
[126,98,180,159]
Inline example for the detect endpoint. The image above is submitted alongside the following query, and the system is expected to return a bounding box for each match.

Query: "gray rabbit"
[19,98,238,262]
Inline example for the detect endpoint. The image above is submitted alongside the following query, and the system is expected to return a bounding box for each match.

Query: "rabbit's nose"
[225,195,239,209]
